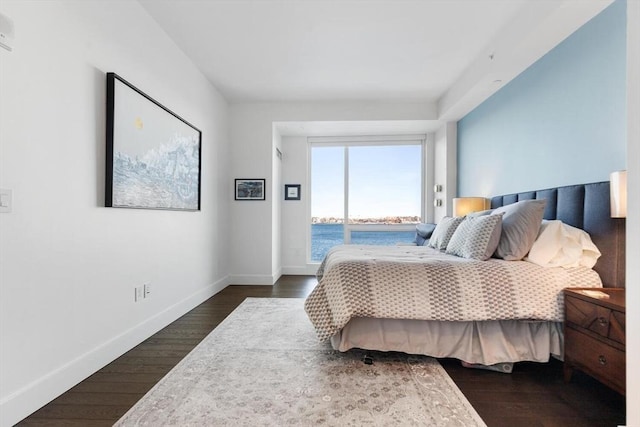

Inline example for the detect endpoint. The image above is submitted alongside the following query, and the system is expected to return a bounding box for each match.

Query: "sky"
[113,77,199,158]
[311,144,422,219]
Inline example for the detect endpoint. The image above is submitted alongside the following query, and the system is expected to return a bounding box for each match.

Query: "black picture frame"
[235,179,266,201]
[106,72,202,211]
[284,184,301,200]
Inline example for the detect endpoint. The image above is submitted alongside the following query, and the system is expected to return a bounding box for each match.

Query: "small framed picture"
[285,184,301,200]
[235,179,265,201]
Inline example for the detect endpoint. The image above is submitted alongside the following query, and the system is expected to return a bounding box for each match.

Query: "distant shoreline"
[311,216,420,225]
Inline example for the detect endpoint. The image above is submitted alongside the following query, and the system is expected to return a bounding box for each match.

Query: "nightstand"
[563,288,625,395]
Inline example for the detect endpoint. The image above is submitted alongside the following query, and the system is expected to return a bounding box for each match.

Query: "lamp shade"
[453,197,487,217]
[610,170,627,218]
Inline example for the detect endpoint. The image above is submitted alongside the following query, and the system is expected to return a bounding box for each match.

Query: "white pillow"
[525,220,601,268]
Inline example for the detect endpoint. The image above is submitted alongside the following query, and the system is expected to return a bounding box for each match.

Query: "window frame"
[308,135,426,262]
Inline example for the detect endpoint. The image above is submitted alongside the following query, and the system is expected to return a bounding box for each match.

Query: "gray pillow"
[491,199,547,260]
[416,223,436,238]
[427,216,465,250]
[466,209,493,219]
[415,223,437,246]
[446,213,504,260]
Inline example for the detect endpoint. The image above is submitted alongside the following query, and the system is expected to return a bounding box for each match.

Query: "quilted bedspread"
[304,245,602,341]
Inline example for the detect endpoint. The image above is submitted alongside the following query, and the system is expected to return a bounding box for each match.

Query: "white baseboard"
[272,268,282,284]
[228,274,275,285]
[0,276,231,427]
[282,265,320,276]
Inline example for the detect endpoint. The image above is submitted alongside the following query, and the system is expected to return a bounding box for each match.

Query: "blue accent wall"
[457,0,626,197]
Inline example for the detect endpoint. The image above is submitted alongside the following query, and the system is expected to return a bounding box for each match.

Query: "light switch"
[0,189,12,213]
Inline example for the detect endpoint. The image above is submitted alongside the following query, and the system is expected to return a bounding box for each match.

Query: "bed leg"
[362,352,373,365]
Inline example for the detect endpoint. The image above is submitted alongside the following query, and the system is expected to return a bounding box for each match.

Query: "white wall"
[281,136,311,274]
[0,1,230,425]
[229,102,436,283]
[272,127,283,278]
[626,1,639,425]
[433,122,457,220]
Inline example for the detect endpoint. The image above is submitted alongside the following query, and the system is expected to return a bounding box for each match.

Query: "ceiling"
[139,0,612,122]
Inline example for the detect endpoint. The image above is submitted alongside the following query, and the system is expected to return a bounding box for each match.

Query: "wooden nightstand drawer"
[565,327,625,394]
[563,288,625,395]
[609,310,625,345]
[565,296,612,338]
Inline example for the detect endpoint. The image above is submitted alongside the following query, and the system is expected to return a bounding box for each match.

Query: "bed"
[304,181,625,367]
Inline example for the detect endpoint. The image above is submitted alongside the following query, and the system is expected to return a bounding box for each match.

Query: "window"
[310,137,424,262]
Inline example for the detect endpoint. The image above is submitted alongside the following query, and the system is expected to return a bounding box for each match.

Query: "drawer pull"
[598,355,607,366]
[597,317,608,326]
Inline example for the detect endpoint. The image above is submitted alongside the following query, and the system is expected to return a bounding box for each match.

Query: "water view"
[311,224,416,262]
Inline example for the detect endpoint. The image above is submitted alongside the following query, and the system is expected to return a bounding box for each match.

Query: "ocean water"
[311,224,416,262]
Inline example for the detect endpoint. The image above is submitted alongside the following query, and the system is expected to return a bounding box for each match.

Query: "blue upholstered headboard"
[491,181,626,288]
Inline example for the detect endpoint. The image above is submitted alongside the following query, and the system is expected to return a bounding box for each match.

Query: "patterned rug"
[115,298,486,426]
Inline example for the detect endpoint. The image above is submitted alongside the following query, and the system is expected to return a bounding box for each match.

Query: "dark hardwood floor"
[17,276,625,426]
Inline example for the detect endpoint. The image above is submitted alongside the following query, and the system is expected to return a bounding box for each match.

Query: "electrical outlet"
[135,286,144,302]
[143,283,151,298]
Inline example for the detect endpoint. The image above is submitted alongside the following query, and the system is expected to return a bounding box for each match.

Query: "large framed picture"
[105,72,202,211]
[235,179,265,201]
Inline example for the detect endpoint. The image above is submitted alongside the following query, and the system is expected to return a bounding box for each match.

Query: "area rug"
[115,298,486,426]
